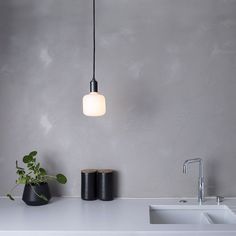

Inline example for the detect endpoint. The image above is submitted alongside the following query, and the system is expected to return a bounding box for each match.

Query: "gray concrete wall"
[0,0,236,198]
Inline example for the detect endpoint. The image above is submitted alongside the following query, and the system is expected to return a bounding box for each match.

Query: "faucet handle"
[216,196,224,205]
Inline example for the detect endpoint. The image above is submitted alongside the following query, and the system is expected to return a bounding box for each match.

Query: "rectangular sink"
[149,205,236,224]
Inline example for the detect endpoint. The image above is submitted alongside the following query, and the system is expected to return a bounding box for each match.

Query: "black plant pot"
[22,183,51,206]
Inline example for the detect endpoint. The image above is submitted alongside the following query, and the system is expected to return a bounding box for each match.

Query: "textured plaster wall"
[0,0,236,197]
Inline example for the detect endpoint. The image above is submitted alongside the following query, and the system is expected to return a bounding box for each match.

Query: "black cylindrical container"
[97,169,114,201]
[22,182,51,206]
[81,169,97,200]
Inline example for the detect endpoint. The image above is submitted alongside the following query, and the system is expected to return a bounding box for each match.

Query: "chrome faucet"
[183,158,204,204]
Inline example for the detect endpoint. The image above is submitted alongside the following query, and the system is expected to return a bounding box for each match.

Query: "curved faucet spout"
[183,158,203,178]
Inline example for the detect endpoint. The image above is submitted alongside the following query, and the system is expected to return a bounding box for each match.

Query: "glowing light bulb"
[83,92,106,116]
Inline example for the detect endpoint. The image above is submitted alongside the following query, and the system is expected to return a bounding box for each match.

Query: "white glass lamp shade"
[83,92,106,116]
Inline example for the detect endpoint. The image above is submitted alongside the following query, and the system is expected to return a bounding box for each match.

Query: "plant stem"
[45,175,56,180]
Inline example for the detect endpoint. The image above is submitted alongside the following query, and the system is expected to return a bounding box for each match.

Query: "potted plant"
[7,151,67,206]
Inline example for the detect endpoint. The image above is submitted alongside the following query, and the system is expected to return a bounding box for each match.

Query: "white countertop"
[1,197,236,235]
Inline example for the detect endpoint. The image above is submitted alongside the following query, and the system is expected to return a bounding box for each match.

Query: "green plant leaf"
[29,151,37,157]
[16,170,25,175]
[23,155,33,163]
[6,194,15,201]
[56,174,67,184]
[39,168,47,175]
[16,177,26,184]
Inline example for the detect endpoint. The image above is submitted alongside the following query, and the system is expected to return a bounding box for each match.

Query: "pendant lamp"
[83,0,106,116]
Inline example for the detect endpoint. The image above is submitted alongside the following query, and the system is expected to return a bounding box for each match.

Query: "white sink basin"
[149,205,236,224]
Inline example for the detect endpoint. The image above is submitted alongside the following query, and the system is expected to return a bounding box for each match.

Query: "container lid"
[81,169,97,173]
[98,169,113,173]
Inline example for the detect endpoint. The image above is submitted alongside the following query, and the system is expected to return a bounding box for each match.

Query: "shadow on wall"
[0,0,39,69]
[0,1,27,196]
[0,1,14,67]
[205,158,220,197]
[113,170,119,197]
[42,152,66,196]
[111,75,159,127]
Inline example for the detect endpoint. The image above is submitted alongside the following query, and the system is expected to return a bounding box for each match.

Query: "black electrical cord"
[90,0,98,92]
[93,0,95,80]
